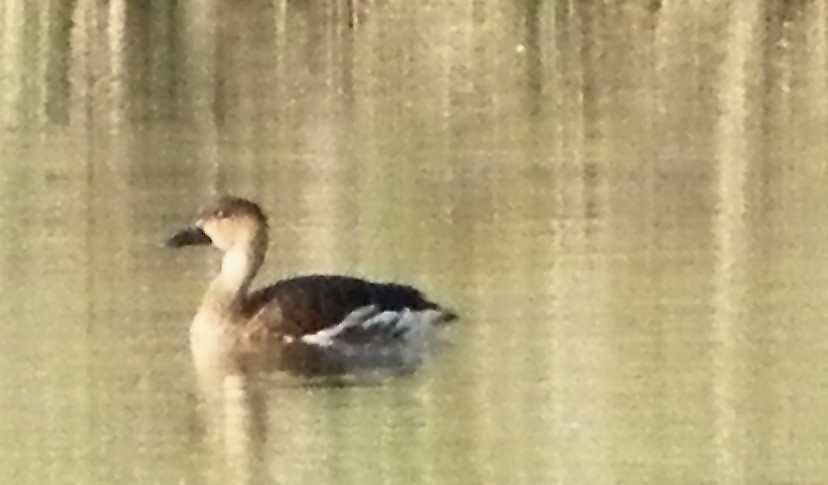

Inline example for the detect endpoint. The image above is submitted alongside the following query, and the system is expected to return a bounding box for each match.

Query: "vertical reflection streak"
[107,0,126,129]
[714,1,761,483]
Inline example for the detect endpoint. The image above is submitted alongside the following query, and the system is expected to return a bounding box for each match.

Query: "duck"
[166,196,457,375]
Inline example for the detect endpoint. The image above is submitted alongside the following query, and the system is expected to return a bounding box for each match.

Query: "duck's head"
[167,196,268,252]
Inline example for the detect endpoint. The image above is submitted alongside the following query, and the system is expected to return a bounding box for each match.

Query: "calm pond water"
[2,1,828,484]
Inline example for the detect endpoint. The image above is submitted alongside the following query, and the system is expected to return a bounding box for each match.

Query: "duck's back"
[245,275,453,337]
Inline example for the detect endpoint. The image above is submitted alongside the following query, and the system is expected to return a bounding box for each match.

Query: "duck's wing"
[246,275,456,338]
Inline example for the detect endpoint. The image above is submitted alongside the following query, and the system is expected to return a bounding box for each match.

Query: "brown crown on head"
[199,196,268,224]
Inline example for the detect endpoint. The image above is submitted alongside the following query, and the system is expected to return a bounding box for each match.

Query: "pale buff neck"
[203,233,267,314]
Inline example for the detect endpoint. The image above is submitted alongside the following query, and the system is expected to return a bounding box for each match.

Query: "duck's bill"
[166,227,212,247]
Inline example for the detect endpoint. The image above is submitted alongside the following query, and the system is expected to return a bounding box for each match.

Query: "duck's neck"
[204,243,265,312]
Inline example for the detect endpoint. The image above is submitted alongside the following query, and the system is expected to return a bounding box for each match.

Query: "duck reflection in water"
[166,196,457,479]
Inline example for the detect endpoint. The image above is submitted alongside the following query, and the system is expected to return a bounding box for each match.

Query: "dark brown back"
[245,275,450,337]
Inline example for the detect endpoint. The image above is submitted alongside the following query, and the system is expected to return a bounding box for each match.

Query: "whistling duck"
[166,196,457,375]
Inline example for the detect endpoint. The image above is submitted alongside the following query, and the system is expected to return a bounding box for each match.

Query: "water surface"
[1,1,828,483]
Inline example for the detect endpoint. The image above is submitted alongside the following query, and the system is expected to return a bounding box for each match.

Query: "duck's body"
[168,196,456,375]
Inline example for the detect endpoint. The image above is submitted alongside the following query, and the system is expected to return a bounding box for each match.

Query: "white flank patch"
[299,305,446,371]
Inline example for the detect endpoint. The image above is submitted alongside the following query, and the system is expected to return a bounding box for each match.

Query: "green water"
[1,1,828,483]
